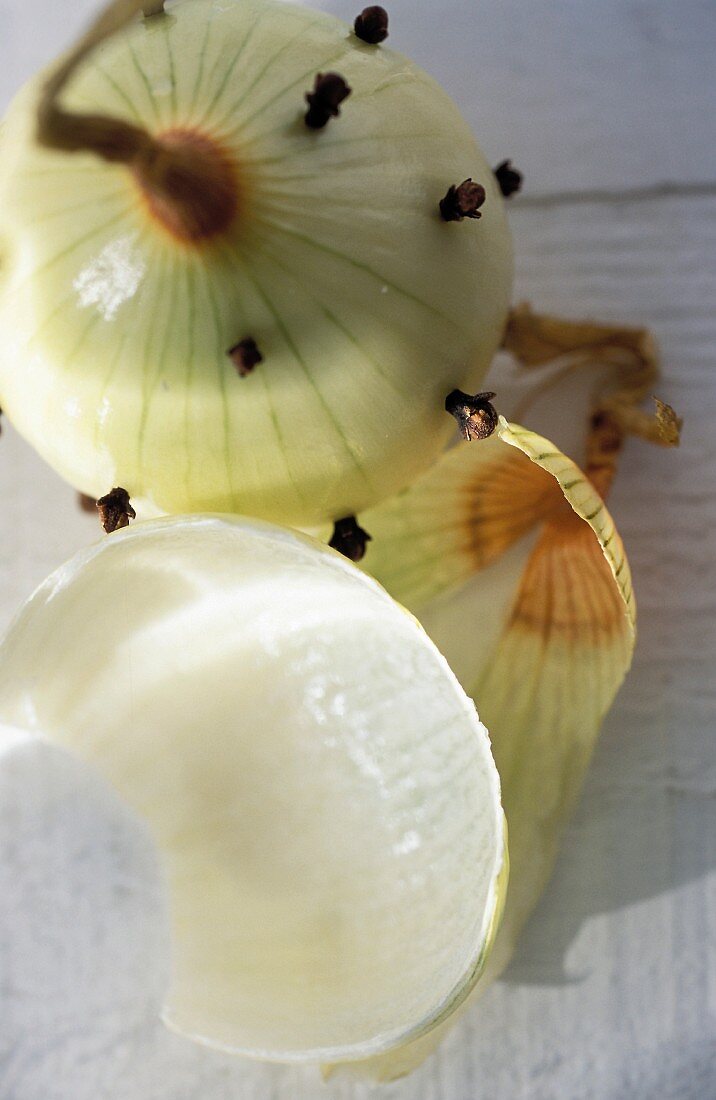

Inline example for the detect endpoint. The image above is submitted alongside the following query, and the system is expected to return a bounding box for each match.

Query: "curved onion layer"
[0,0,512,525]
[0,515,505,1062]
[327,418,636,1080]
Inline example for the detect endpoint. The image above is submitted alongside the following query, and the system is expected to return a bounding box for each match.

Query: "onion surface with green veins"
[0,0,512,525]
[0,515,506,1062]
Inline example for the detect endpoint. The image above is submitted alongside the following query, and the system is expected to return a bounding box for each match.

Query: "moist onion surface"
[0,515,505,1061]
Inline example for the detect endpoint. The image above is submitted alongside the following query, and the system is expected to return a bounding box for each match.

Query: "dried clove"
[445,389,498,441]
[354,6,389,44]
[494,159,522,198]
[96,486,136,533]
[228,337,263,377]
[305,73,352,130]
[439,179,486,222]
[329,515,372,562]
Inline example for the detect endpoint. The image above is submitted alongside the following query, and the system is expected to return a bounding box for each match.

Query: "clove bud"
[96,486,136,533]
[445,389,498,440]
[329,515,372,562]
[354,6,389,44]
[439,179,486,222]
[228,337,263,377]
[305,73,352,130]
[494,159,522,198]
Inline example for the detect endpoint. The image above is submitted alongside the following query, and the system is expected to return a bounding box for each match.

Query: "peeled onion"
[0,0,512,525]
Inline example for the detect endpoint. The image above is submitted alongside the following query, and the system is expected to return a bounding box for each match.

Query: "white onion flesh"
[0,516,505,1062]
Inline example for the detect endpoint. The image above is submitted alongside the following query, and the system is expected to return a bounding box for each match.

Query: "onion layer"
[0,515,506,1062]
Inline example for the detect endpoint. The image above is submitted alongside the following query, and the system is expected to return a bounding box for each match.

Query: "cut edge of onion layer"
[0,515,506,1063]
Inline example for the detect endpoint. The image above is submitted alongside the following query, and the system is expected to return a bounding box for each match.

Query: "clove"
[329,515,372,562]
[228,337,263,377]
[439,179,486,222]
[96,486,136,533]
[494,159,522,198]
[445,389,498,440]
[354,6,389,44]
[305,73,352,130]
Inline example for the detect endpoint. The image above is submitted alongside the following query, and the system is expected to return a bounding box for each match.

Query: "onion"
[0,514,506,1062]
[0,0,512,525]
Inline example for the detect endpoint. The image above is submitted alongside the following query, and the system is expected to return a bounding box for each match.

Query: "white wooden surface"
[1,2,715,1098]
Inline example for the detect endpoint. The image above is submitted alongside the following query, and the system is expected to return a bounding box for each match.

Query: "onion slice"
[0,515,505,1063]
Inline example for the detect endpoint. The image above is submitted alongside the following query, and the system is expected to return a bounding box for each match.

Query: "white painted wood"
[324,0,716,196]
[1,2,715,1098]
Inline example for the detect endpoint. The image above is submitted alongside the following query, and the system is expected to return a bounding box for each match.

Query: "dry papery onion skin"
[0,515,506,1063]
[0,0,512,526]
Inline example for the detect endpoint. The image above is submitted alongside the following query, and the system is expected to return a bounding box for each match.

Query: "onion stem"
[36,0,239,244]
[37,0,157,165]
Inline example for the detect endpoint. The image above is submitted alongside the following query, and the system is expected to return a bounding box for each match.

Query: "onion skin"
[0,0,512,525]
